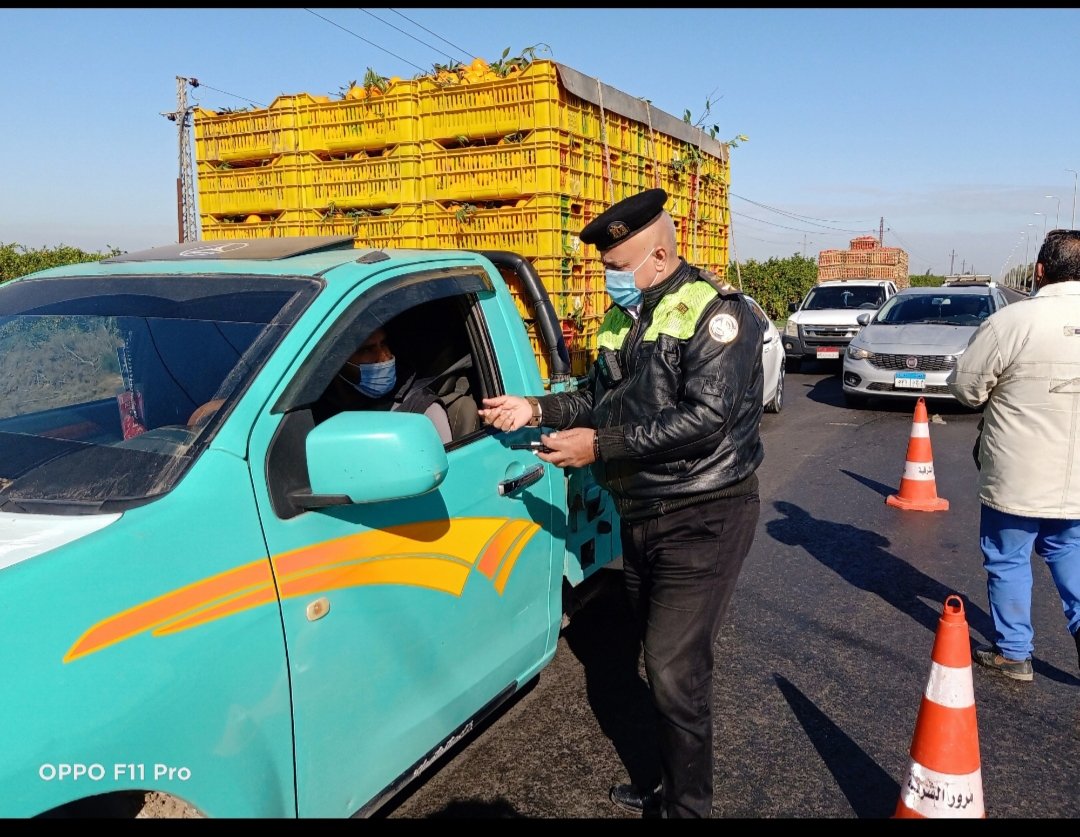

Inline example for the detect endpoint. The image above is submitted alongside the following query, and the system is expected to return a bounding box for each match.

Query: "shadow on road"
[561,571,660,793]
[766,501,1078,684]
[773,674,898,818]
[766,500,993,638]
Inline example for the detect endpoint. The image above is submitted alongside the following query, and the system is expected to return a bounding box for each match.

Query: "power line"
[731,209,874,236]
[303,8,428,73]
[731,193,874,226]
[357,8,465,65]
[884,227,938,271]
[387,8,476,60]
[190,82,265,109]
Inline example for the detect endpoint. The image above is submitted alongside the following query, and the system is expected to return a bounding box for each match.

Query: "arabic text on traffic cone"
[894,594,985,818]
[886,396,949,512]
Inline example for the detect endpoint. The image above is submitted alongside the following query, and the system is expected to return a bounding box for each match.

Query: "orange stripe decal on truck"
[64,562,274,662]
[66,517,539,662]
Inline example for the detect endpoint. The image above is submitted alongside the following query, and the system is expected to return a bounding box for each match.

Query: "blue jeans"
[621,492,760,818]
[979,504,1080,660]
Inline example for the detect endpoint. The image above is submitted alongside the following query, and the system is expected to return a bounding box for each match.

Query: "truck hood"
[854,323,977,355]
[0,511,121,572]
[792,309,871,326]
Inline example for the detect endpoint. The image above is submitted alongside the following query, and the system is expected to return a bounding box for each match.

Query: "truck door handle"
[498,463,546,496]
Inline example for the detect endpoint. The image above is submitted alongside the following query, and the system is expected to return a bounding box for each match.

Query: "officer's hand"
[537,428,596,469]
[479,395,532,432]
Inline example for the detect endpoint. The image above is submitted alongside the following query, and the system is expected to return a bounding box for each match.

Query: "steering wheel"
[187,399,226,429]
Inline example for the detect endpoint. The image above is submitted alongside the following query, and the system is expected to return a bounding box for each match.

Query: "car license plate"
[816,347,840,359]
[894,371,926,390]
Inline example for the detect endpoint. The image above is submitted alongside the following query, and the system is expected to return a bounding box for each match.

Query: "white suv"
[783,279,898,371]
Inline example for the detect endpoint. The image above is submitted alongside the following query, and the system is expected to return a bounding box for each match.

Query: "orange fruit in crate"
[244,215,262,224]
[346,86,366,100]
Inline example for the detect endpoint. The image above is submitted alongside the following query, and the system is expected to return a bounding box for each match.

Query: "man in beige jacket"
[947,229,1080,682]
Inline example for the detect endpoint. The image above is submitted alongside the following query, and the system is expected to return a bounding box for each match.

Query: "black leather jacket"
[538,260,764,522]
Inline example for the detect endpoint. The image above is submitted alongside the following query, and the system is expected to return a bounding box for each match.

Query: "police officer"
[478,188,764,818]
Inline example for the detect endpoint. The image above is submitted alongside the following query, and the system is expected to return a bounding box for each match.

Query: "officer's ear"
[653,242,672,269]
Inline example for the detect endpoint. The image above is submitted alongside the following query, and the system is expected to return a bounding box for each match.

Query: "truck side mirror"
[297,411,448,507]
[788,302,799,313]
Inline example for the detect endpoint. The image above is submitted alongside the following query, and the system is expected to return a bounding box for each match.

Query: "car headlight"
[784,320,798,337]
[846,345,874,360]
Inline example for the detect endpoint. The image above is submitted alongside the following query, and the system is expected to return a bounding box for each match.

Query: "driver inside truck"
[312,325,453,444]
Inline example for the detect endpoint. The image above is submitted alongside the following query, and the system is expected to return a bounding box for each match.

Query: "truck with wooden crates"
[817,235,909,289]
[191,58,732,382]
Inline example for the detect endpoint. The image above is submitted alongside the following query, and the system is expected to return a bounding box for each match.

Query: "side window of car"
[264,269,497,520]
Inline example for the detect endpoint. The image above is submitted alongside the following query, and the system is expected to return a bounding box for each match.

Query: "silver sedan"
[841,284,1011,407]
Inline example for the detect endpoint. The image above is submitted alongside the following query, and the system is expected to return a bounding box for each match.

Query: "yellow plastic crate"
[421,130,592,202]
[677,216,729,275]
[424,194,591,259]
[497,262,601,383]
[293,85,420,154]
[196,155,302,216]
[418,61,593,143]
[193,105,298,164]
[298,146,422,210]
[201,205,425,249]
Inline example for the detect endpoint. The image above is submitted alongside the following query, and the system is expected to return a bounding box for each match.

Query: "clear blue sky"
[3,7,1078,277]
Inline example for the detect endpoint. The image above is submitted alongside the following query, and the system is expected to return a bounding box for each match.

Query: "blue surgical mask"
[347,358,397,398]
[605,250,656,309]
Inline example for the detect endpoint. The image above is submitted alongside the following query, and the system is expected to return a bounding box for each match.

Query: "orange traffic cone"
[894,595,984,818]
[887,396,949,512]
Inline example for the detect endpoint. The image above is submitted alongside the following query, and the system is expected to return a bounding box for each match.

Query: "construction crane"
[161,76,199,243]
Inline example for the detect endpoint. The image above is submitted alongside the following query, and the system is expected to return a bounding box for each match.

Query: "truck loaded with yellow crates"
[192,58,731,380]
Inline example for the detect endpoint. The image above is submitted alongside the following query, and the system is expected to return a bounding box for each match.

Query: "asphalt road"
[383,343,1079,819]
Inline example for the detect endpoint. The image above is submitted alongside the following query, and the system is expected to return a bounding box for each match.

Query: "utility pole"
[802,234,812,258]
[949,249,957,274]
[162,76,200,243]
[879,216,884,246]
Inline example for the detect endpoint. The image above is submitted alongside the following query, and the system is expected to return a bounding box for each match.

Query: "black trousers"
[620,491,760,818]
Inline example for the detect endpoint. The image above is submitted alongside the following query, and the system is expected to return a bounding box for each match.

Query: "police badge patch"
[708,313,739,343]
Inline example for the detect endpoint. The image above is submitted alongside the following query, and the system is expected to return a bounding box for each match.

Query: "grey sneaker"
[973,645,1033,681]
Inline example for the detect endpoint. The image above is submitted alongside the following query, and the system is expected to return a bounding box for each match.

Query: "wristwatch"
[525,396,542,427]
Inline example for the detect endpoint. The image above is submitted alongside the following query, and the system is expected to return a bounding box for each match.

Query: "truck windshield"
[802,286,885,310]
[0,274,317,514]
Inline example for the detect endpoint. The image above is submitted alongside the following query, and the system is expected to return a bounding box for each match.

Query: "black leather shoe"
[609,782,662,815]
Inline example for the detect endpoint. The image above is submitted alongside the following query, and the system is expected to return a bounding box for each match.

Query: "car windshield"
[0,274,317,514]
[875,293,991,326]
[802,285,885,310]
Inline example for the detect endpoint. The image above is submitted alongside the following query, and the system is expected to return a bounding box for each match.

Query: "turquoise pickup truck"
[0,237,619,818]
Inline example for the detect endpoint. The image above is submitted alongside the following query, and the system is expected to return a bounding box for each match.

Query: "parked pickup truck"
[0,236,620,818]
[782,278,898,371]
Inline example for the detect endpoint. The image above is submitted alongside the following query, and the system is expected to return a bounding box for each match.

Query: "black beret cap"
[578,188,669,252]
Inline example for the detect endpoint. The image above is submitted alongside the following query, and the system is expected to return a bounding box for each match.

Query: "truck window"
[0,274,315,513]
[311,297,482,442]
[803,285,886,310]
